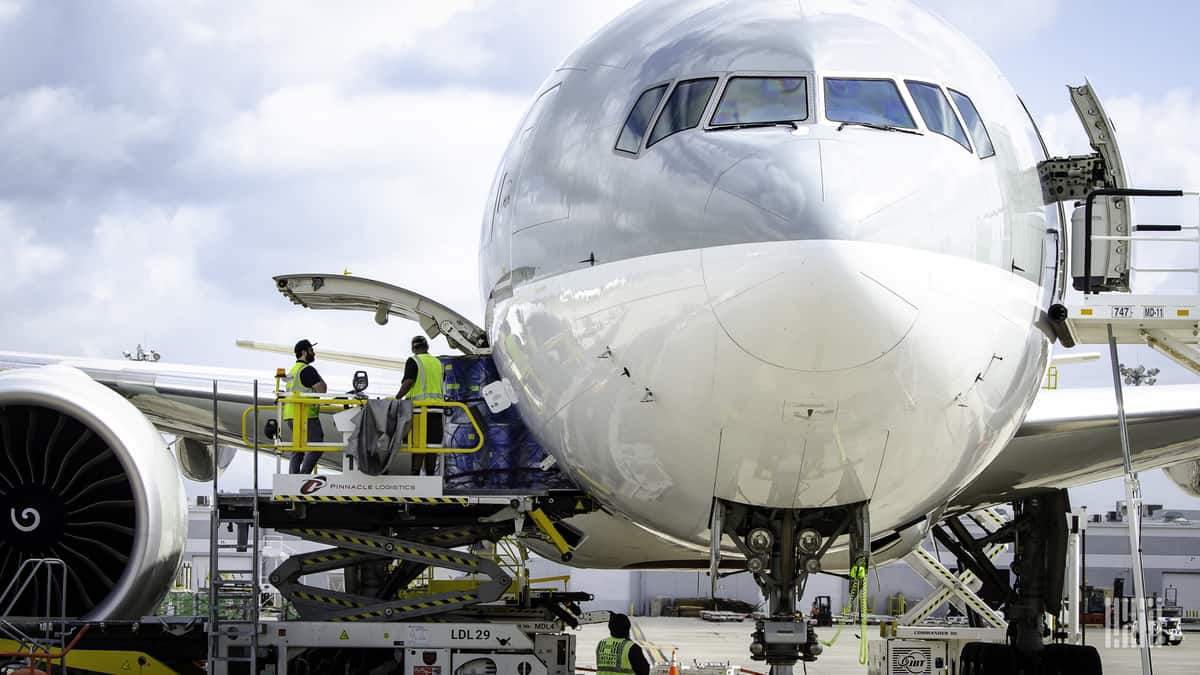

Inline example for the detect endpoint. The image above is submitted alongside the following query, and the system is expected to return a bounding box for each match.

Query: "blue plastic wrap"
[435,367,577,491]
[439,355,500,402]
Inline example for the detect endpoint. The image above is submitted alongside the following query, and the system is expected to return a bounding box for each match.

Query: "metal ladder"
[0,558,69,672]
[207,380,262,675]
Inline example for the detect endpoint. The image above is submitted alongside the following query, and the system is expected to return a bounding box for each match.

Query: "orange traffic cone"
[668,648,680,675]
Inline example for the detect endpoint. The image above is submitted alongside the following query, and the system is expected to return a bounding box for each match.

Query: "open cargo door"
[274,274,489,355]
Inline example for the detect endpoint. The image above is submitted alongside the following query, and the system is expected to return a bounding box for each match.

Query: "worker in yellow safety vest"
[596,613,649,675]
[284,339,327,474]
[395,335,444,476]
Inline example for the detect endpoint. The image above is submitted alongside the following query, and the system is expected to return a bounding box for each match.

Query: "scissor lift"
[203,379,597,674]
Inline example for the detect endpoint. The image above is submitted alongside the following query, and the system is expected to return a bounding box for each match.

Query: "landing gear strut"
[934,489,1102,674]
[716,500,871,673]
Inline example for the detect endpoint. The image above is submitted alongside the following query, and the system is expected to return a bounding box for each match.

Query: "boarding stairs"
[1039,81,1200,675]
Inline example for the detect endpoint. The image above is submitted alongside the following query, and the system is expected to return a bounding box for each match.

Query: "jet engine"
[0,365,185,619]
[1165,459,1200,498]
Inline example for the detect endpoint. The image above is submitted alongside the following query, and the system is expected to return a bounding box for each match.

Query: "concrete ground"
[572,617,1200,673]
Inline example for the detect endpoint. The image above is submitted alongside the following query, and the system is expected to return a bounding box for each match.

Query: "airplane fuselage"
[479,0,1062,550]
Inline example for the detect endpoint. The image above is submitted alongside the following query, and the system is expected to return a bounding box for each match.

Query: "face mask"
[308,350,316,362]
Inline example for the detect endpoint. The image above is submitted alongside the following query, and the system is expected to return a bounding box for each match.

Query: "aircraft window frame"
[647,76,720,148]
[947,88,996,159]
[614,82,671,156]
[904,80,972,152]
[707,74,811,128]
[822,77,918,129]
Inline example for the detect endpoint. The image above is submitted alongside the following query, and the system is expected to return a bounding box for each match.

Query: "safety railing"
[1082,188,1199,293]
[0,558,68,671]
[240,394,484,455]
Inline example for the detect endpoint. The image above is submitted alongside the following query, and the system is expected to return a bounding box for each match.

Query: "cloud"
[0,205,65,297]
[192,83,525,180]
[0,1,638,375]
[917,0,1062,51]
[0,1,21,24]
[364,0,639,92]
[0,87,168,196]
[1041,87,1200,189]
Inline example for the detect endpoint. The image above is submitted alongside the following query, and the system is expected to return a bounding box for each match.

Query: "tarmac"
[573,617,1200,673]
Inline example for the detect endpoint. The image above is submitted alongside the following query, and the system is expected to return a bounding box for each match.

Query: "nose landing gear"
[716,500,871,673]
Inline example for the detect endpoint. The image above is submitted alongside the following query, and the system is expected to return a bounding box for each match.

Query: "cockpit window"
[947,89,995,158]
[616,84,668,154]
[648,77,718,147]
[824,78,916,128]
[711,77,809,126]
[905,81,971,151]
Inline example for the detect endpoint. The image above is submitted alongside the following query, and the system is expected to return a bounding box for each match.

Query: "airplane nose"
[701,240,919,371]
[701,138,923,371]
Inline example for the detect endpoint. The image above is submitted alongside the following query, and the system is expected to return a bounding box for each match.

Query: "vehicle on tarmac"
[1156,616,1184,646]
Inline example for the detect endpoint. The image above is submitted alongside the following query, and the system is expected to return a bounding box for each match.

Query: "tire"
[958,642,981,675]
[975,642,1015,675]
[1043,644,1102,675]
[1042,643,1070,675]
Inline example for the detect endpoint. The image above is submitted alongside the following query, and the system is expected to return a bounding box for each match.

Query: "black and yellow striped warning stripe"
[295,529,479,568]
[401,497,470,505]
[296,529,383,549]
[273,495,469,504]
[300,549,363,565]
[332,594,477,622]
[294,591,363,608]
[391,544,478,568]
[423,528,476,544]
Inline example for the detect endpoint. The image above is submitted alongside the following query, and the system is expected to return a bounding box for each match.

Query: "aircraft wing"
[953,383,1200,508]
[0,351,294,469]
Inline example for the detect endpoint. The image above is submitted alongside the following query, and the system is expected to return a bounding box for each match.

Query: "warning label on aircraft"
[272,473,443,498]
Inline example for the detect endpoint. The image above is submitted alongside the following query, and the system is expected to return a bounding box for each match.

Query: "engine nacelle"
[1165,459,1200,498]
[0,365,185,619]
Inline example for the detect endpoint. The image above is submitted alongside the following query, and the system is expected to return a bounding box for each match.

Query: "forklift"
[811,596,833,627]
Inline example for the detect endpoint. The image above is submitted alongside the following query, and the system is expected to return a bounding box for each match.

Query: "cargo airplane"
[2,1,1199,672]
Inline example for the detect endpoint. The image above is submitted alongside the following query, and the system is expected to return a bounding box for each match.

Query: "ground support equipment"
[0,618,207,675]
[215,619,577,675]
[218,490,597,629]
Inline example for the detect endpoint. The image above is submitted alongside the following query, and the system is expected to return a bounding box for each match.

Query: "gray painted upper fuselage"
[479,0,1059,309]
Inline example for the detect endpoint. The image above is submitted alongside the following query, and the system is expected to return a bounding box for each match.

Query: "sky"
[1,0,1199,510]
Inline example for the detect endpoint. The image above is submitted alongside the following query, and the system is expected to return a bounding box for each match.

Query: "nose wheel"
[716,500,871,672]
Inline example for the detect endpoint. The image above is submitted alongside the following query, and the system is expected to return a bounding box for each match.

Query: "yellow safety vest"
[407,353,445,401]
[284,360,318,420]
[596,637,635,675]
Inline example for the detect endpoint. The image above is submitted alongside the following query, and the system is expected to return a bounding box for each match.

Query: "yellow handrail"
[241,395,485,455]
